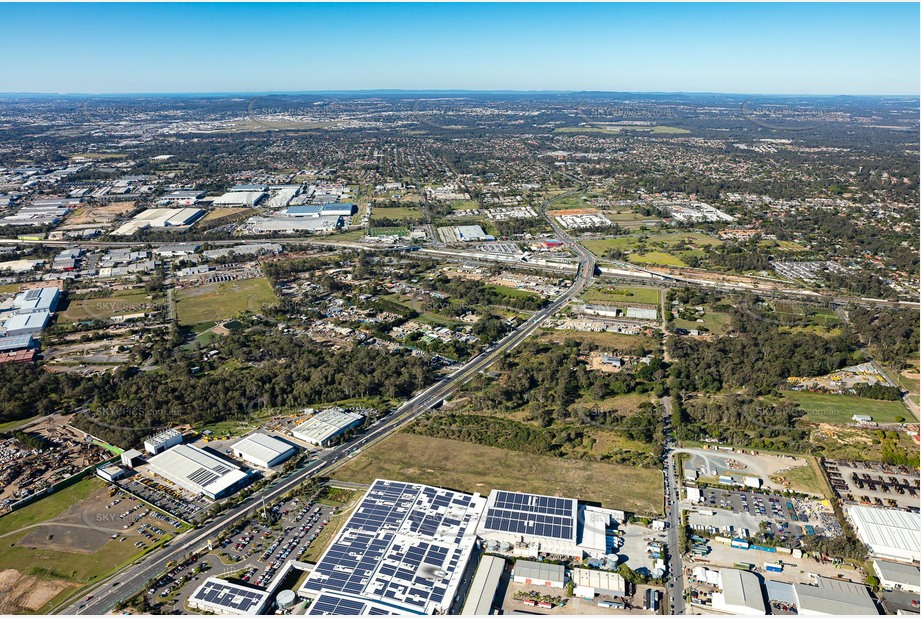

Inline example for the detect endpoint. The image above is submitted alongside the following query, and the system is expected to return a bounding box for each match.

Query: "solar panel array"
[482,490,576,541]
[190,579,267,614]
[302,479,484,614]
[307,593,398,616]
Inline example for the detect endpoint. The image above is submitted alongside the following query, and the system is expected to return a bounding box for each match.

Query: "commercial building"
[231,432,296,468]
[12,287,60,314]
[846,505,921,563]
[146,444,250,500]
[161,190,205,205]
[188,577,271,615]
[96,465,127,482]
[460,555,506,615]
[112,208,205,235]
[1,311,50,336]
[570,568,626,598]
[477,490,580,558]
[0,334,35,353]
[299,479,486,615]
[121,448,143,468]
[512,560,565,589]
[144,428,184,455]
[625,307,657,320]
[793,576,879,615]
[213,191,266,207]
[291,408,364,446]
[873,560,921,594]
[712,569,767,615]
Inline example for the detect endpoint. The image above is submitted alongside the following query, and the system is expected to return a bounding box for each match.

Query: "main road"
[661,396,687,615]
[60,215,595,616]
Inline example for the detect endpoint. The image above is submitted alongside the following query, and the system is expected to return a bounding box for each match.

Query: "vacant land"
[538,329,658,352]
[581,285,660,306]
[368,226,408,237]
[175,277,277,325]
[0,478,173,613]
[371,206,423,221]
[627,251,688,267]
[486,284,541,299]
[786,391,910,423]
[770,459,826,497]
[333,432,663,514]
[60,289,162,323]
[673,311,732,336]
[199,207,257,223]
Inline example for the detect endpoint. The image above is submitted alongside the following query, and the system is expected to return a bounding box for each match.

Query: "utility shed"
[713,569,767,615]
[461,555,506,615]
[794,577,879,615]
[571,568,626,598]
[512,560,565,589]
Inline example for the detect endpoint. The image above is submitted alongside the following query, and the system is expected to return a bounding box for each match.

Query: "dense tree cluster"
[675,394,809,452]
[426,274,549,312]
[41,327,435,448]
[668,304,860,394]
[847,306,920,367]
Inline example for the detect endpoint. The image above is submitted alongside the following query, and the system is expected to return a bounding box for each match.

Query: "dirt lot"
[0,568,75,613]
[63,201,136,226]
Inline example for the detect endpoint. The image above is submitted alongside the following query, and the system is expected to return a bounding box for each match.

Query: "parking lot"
[148,497,334,613]
[825,459,920,510]
[116,472,211,523]
[696,488,836,535]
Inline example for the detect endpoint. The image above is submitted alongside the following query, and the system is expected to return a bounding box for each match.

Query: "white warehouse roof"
[715,569,767,615]
[292,408,363,445]
[213,191,266,207]
[12,286,59,314]
[793,576,879,615]
[847,505,921,563]
[188,577,271,615]
[147,444,248,500]
[231,433,296,467]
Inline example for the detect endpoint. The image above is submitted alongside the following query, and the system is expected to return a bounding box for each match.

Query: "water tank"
[276,590,296,610]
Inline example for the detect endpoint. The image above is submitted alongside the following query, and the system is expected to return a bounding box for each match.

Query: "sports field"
[786,391,912,423]
[333,432,663,515]
[175,277,277,325]
[60,289,162,323]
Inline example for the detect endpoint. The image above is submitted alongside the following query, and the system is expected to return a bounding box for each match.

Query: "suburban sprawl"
[0,92,916,617]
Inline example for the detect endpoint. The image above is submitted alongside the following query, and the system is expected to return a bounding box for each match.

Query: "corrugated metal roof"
[231,433,295,466]
[147,444,247,497]
[514,560,564,582]
[292,409,363,444]
[462,555,505,615]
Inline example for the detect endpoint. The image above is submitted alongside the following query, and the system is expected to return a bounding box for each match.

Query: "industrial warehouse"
[845,505,921,563]
[188,577,271,615]
[291,408,364,446]
[299,479,486,615]
[231,432,297,468]
[145,443,251,500]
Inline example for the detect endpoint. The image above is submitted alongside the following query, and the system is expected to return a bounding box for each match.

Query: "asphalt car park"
[700,488,812,533]
[116,475,209,523]
[149,497,335,612]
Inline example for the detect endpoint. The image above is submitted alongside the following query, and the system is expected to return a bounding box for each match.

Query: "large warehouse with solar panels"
[476,489,617,559]
[299,479,486,615]
[146,444,251,500]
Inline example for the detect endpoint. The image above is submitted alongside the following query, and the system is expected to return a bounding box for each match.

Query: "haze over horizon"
[0,2,918,96]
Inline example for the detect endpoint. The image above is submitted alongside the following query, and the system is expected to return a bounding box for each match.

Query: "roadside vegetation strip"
[333,432,664,515]
[786,390,910,424]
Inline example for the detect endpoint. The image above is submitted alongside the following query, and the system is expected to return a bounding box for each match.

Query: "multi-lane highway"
[60,222,595,616]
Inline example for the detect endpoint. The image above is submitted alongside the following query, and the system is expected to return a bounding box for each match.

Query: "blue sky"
[1,3,917,95]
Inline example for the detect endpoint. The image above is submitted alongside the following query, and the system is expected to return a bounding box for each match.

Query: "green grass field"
[581,285,660,305]
[333,432,663,515]
[487,284,541,299]
[0,479,102,538]
[175,277,277,326]
[369,226,408,237]
[60,289,161,323]
[628,251,688,267]
[673,311,732,335]
[786,391,911,423]
[771,460,826,497]
[371,206,423,221]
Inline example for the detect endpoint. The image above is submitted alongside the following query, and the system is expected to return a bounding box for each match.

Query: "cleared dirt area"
[333,432,663,515]
[63,201,136,226]
[0,568,75,614]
